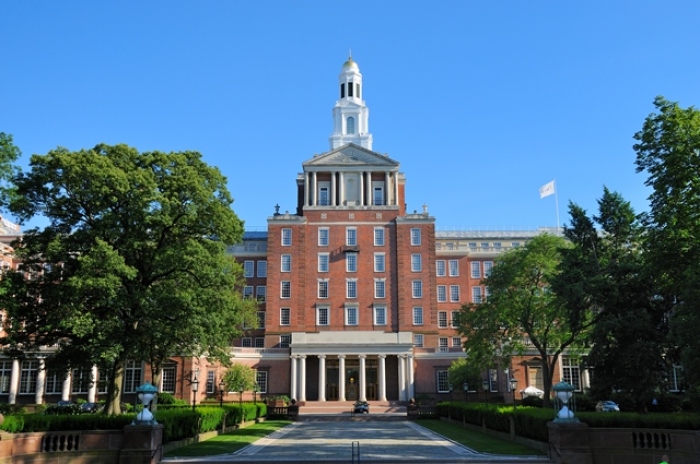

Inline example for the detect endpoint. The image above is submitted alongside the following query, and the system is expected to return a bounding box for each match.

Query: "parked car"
[353,401,369,414]
[80,402,102,413]
[596,400,620,412]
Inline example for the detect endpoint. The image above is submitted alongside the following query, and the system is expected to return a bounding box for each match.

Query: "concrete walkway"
[161,418,553,463]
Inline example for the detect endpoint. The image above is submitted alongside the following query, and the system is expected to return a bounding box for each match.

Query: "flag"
[539,180,555,199]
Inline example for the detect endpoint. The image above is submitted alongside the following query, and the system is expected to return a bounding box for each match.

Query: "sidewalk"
[160,418,553,463]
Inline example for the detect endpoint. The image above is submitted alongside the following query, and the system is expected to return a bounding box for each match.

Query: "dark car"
[80,402,102,413]
[596,400,620,412]
[353,401,369,414]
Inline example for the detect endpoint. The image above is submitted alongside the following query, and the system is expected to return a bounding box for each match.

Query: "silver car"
[596,400,620,412]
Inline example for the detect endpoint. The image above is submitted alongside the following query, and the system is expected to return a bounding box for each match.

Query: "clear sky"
[3,1,700,232]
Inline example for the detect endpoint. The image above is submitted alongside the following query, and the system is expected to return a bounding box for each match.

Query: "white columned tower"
[329,56,373,150]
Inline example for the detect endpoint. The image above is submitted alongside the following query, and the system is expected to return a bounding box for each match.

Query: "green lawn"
[416,419,546,455]
[163,420,292,457]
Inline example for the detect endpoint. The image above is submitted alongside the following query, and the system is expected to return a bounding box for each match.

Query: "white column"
[312,172,317,206]
[407,355,415,401]
[35,358,46,404]
[366,171,372,205]
[290,356,298,401]
[331,171,337,206]
[299,355,307,402]
[305,172,310,206]
[384,171,390,206]
[338,355,346,401]
[359,171,365,206]
[378,355,387,401]
[88,365,98,402]
[398,355,406,401]
[61,369,71,401]
[8,359,20,404]
[393,172,399,206]
[359,355,366,402]
[339,172,345,205]
[318,355,326,402]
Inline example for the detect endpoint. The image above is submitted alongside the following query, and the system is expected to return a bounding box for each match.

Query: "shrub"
[521,396,543,408]
[157,392,187,406]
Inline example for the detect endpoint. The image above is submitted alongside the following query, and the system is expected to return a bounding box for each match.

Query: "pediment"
[303,144,400,169]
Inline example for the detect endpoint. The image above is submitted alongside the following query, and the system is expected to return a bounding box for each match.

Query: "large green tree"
[0,132,21,210]
[634,96,700,392]
[1,144,256,414]
[456,234,592,406]
[556,189,669,407]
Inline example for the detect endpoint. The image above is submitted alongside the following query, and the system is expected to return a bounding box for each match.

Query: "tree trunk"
[105,357,125,415]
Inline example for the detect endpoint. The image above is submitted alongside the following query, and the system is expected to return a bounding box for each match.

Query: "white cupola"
[329,56,373,150]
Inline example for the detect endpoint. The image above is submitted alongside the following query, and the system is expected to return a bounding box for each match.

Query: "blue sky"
[3,1,700,232]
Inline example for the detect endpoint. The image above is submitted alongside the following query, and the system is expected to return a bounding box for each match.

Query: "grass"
[163,420,292,457]
[417,419,546,455]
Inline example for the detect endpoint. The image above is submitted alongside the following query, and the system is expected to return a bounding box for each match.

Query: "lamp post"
[463,382,468,403]
[509,378,518,408]
[482,379,489,404]
[253,383,258,404]
[191,370,200,411]
[219,380,226,407]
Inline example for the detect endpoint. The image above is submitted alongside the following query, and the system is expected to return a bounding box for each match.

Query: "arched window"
[347,116,355,134]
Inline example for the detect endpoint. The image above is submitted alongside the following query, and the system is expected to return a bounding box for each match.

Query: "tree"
[1,144,257,414]
[634,96,700,391]
[557,189,669,407]
[0,132,21,210]
[455,234,591,407]
[222,363,257,405]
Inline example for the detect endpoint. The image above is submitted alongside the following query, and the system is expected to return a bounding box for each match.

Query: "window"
[414,334,424,347]
[243,286,254,299]
[450,285,460,302]
[317,306,329,325]
[374,253,385,272]
[242,337,252,347]
[437,370,449,393]
[281,281,291,299]
[562,357,582,391]
[489,369,499,391]
[439,337,449,352]
[318,227,329,246]
[346,228,357,246]
[319,186,330,205]
[374,279,386,298]
[256,286,266,301]
[413,307,423,325]
[436,260,446,277]
[44,370,62,395]
[19,360,38,394]
[494,242,502,251]
[374,227,385,246]
[347,116,355,134]
[346,279,357,299]
[472,286,482,303]
[471,262,481,279]
[206,371,215,394]
[162,367,176,393]
[281,228,292,246]
[468,242,477,251]
[411,254,422,272]
[281,254,292,272]
[318,253,329,272]
[244,261,254,278]
[373,186,383,205]
[452,337,462,348]
[345,306,358,325]
[412,280,423,298]
[280,334,291,348]
[667,365,684,392]
[512,242,521,248]
[256,311,266,329]
[257,261,267,277]
[123,360,141,393]
[438,311,448,328]
[484,261,493,277]
[255,337,265,348]
[449,260,459,276]
[346,253,358,272]
[318,280,329,299]
[256,371,268,394]
[410,228,421,246]
[71,368,91,393]
[280,308,291,326]
[374,305,386,325]
[437,285,447,302]
[481,242,489,251]
[451,310,459,328]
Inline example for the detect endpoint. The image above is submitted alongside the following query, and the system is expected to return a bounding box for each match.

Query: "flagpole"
[554,179,560,232]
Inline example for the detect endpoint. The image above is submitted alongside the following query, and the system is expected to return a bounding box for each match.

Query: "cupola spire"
[329,55,373,150]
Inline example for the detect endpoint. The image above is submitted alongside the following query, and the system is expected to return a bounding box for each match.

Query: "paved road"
[161,419,552,463]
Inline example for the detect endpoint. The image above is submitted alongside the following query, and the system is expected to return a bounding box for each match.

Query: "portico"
[288,331,415,403]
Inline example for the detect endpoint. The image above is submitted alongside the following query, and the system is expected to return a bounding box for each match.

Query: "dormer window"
[347,117,355,134]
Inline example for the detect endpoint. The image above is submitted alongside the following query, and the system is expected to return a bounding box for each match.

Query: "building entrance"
[324,358,377,401]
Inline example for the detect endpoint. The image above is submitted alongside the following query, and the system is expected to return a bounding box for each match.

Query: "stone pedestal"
[547,420,593,464]
[120,423,164,464]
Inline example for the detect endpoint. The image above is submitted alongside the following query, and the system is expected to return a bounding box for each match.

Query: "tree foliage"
[1,144,256,414]
[634,96,700,391]
[557,189,670,406]
[455,234,590,406]
[222,363,257,403]
[0,132,21,210]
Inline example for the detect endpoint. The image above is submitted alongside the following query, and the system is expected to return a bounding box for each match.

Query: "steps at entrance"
[298,400,406,416]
